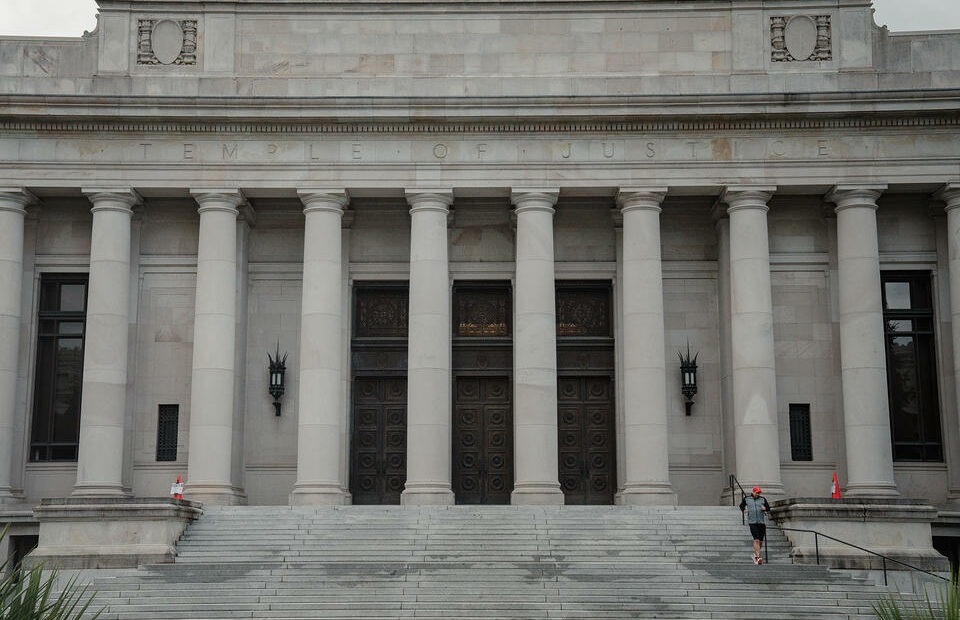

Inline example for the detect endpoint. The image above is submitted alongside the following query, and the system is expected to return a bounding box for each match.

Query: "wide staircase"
[84,505,892,619]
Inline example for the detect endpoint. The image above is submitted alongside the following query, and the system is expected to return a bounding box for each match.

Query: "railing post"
[883,557,887,586]
[815,532,820,565]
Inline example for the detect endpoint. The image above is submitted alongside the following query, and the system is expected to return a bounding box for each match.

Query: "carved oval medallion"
[151,20,184,65]
[784,15,818,61]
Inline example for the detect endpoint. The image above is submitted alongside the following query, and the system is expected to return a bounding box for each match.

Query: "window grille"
[789,403,812,461]
[156,404,179,462]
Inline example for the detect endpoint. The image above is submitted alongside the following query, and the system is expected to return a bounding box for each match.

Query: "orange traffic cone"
[171,475,184,500]
[831,471,842,498]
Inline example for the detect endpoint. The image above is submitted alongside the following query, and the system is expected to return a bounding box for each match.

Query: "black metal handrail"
[728,474,748,506]
[727,474,949,586]
[773,525,949,587]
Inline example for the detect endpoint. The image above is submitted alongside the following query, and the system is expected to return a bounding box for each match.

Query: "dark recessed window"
[789,404,813,462]
[156,405,180,462]
[30,275,88,462]
[882,272,942,462]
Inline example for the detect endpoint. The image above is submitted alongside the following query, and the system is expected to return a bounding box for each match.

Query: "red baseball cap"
[752,486,762,493]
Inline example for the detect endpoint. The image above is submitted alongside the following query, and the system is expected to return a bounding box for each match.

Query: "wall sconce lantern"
[268,342,287,416]
[678,342,699,416]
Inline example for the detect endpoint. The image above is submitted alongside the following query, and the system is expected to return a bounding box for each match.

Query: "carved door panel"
[453,376,513,504]
[558,376,616,505]
[350,377,407,505]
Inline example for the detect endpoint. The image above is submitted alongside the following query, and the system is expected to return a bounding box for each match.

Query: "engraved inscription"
[35,135,903,166]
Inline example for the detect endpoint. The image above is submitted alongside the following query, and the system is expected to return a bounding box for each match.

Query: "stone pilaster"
[401,190,455,505]
[291,189,351,505]
[937,182,960,506]
[826,184,897,497]
[72,189,140,497]
[722,186,784,497]
[510,189,564,505]
[185,190,245,505]
[0,188,33,504]
[615,188,676,505]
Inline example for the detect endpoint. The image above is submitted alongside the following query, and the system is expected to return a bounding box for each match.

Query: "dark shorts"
[749,523,766,541]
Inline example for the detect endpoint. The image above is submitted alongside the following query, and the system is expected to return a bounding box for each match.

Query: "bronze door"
[558,375,616,505]
[350,377,407,504]
[453,376,513,504]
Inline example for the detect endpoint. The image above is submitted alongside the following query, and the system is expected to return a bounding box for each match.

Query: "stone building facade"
[0,0,959,523]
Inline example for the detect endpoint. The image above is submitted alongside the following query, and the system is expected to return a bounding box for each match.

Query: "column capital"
[0,187,37,213]
[511,188,559,213]
[189,189,246,214]
[405,189,453,212]
[825,184,886,211]
[935,182,960,211]
[297,189,350,214]
[81,188,141,214]
[616,188,668,213]
[721,186,776,213]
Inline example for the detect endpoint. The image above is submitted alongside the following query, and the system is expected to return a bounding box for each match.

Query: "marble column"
[185,190,244,504]
[722,187,784,496]
[511,189,564,505]
[615,189,676,505]
[939,183,960,505]
[401,190,455,505]
[73,189,140,497]
[0,189,32,503]
[826,184,898,497]
[291,189,351,505]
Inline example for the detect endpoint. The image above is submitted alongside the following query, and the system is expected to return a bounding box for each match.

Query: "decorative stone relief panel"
[771,15,832,62]
[137,19,198,65]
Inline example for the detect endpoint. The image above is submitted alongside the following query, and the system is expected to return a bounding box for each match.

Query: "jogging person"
[739,486,770,564]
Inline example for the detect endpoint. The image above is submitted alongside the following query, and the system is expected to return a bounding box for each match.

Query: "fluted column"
[73,189,139,497]
[723,187,784,496]
[826,184,898,497]
[0,189,32,503]
[939,182,960,505]
[401,189,455,505]
[511,189,564,505]
[291,189,350,505]
[615,189,676,505]
[185,190,244,505]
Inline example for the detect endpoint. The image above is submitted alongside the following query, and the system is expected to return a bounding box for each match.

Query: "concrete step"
[80,505,897,620]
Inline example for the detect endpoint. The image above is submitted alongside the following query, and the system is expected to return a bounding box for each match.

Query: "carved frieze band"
[137,19,198,65]
[2,115,956,136]
[771,15,832,62]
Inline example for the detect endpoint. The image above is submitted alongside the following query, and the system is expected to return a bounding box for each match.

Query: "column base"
[401,483,455,505]
[183,482,246,506]
[289,483,351,505]
[0,487,23,505]
[511,483,565,505]
[845,482,899,497]
[71,483,131,498]
[616,485,678,506]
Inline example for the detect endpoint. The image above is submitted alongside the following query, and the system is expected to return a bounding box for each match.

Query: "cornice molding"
[1,114,958,136]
